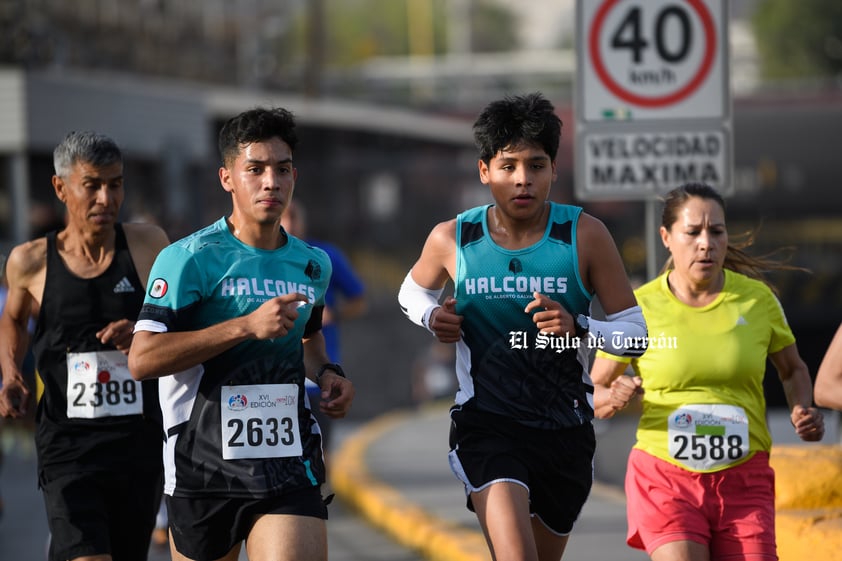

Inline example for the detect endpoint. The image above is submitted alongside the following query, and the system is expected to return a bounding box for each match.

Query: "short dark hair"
[218,107,298,167]
[53,131,122,177]
[472,92,562,163]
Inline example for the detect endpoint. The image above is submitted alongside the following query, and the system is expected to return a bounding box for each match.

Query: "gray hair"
[53,131,122,178]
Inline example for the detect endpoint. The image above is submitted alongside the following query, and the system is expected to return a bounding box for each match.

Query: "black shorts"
[40,467,163,561]
[167,485,329,561]
[448,405,595,535]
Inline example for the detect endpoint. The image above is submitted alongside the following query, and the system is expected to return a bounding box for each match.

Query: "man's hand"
[318,372,355,418]
[792,404,825,442]
[608,375,643,411]
[524,292,575,336]
[97,319,136,355]
[593,374,643,419]
[247,293,309,340]
[0,377,31,418]
[429,297,463,343]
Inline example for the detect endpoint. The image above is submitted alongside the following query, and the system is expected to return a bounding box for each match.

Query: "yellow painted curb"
[771,444,842,561]
[772,445,842,509]
[776,509,842,561]
[332,412,842,561]
[330,410,491,561]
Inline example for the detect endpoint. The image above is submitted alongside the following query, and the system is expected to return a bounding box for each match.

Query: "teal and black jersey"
[453,203,594,429]
[135,217,332,499]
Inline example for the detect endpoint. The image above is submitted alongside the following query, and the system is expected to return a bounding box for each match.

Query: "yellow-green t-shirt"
[598,269,795,473]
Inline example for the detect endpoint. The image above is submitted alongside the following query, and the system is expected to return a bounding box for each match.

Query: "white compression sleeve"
[398,272,444,334]
[587,305,648,357]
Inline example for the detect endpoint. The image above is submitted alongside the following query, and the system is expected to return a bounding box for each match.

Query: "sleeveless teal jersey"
[136,217,331,498]
[453,203,594,429]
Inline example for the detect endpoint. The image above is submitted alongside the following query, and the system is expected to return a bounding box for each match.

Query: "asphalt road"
[0,421,423,561]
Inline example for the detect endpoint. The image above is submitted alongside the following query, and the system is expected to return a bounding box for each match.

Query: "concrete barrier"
[772,445,842,561]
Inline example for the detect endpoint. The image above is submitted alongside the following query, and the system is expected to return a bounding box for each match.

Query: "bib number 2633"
[220,384,302,460]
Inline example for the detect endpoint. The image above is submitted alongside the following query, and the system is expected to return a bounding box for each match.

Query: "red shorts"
[625,448,776,560]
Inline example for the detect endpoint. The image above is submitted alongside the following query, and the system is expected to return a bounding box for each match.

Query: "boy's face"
[478,142,556,219]
[219,137,298,225]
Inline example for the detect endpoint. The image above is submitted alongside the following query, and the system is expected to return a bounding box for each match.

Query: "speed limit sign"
[574,0,731,201]
[578,0,728,122]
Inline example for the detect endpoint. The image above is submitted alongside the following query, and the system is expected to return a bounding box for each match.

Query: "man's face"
[219,138,297,225]
[52,160,124,233]
[477,142,556,220]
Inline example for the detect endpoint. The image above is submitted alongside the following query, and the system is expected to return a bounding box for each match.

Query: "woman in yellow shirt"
[592,183,824,561]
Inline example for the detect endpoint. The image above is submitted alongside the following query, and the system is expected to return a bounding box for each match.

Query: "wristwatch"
[574,314,590,338]
[316,363,346,383]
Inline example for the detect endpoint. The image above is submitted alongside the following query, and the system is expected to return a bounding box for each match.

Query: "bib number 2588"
[672,433,744,462]
[668,404,749,471]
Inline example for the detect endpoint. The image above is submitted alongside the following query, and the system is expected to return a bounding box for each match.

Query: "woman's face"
[660,196,727,286]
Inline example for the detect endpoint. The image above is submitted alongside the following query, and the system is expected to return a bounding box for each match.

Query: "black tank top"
[32,225,162,475]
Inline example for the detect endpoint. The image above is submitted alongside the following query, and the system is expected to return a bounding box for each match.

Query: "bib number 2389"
[220,384,302,460]
[668,404,749,471]
[66,351,143,418]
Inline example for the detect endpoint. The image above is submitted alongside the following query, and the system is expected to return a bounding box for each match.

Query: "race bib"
[220,384,302,460]
[66,351,143,418]
[667,404,750,471]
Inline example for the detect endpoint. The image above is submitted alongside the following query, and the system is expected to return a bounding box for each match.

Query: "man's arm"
[576,213,647,357]
[128,292,309,380]
[770,343,824,442]
[302,330,354,418]
[577,213,638,315]
[0,242,44,417]
[94,222,171,354]
[815,323,842,411]
[398,220,462,342]
[407,220,457,290]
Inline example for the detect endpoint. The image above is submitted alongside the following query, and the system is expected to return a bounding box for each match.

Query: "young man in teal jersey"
[129,107,355,561]
[399,92,646,561]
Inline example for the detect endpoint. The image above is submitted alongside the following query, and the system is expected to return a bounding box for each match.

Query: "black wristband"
[316,363,346,382]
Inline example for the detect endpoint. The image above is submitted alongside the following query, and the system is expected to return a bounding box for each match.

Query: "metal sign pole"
[645,198,658,281]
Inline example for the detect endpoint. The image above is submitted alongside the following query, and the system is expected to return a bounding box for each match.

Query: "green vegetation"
[282,0,517,69]
[753,0,842,80]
